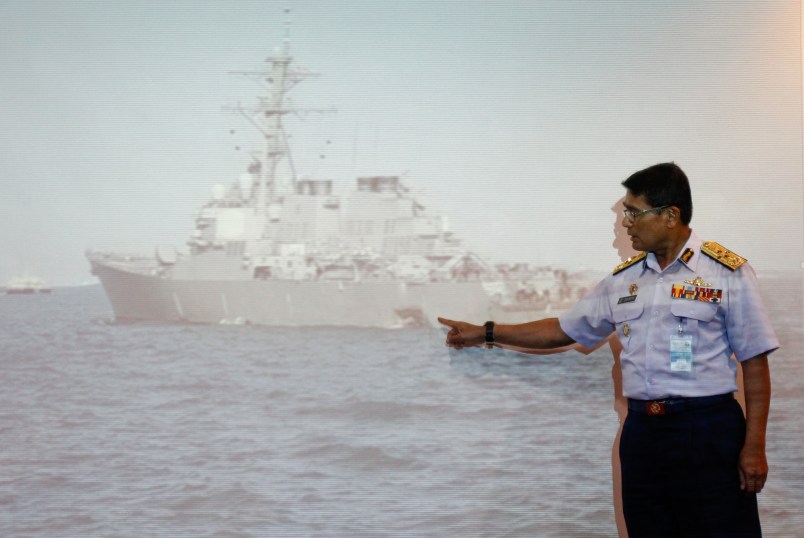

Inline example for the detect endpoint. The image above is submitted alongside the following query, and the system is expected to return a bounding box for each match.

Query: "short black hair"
[621,162,693,225]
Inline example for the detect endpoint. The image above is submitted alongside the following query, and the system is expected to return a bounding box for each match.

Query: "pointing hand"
[437,317,485,349]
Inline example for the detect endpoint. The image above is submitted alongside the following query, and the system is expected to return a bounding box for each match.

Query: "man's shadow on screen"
[608,196,635,538]
[445,197,635,537]
[499,197,633,537]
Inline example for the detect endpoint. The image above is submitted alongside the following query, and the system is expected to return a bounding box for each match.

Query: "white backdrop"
[1,1,802,536]
[1,0,801,285]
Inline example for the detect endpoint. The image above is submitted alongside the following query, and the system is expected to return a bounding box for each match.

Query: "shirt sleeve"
[558,277,616,349]
[724,263,780,361]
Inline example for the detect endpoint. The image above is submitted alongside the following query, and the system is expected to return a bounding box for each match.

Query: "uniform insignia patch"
[629,283,638,295]
[671,283,723,303]
[701,241,746,271]
[613,252,647,275]
[680,248,694,264]
[684,276,711,287]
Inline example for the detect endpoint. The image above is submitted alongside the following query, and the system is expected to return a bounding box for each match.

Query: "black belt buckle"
[646,401,666,415]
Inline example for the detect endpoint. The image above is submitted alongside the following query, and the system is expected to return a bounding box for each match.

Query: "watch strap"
[484,321,495,349]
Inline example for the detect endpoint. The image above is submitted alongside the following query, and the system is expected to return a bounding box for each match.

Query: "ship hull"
[91,260,561,328]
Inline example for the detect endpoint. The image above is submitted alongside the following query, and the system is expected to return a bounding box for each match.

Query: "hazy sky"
[1,0,802,286]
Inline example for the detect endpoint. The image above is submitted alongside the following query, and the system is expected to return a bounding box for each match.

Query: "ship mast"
[246,10,297,216]
[230,11,331,217]
[257,28,292,214]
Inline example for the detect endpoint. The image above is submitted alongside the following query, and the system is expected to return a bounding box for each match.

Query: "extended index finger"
[437,317,457,329]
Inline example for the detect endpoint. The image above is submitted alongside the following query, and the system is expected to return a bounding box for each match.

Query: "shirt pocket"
[670,300,718,322]
[670,300,719,346]
[612,302,644,347]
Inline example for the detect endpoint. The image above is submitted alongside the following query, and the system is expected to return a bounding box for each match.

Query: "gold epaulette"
[701,241,746,271]
[613,251,647,274]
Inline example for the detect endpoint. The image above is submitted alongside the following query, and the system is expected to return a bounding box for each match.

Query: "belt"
[627,393,733,416]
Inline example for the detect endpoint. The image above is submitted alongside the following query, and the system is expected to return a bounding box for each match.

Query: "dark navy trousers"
[620,397,761,538]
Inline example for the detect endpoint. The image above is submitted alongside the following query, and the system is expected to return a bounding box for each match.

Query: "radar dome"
[238,173,253,197]
[211,184,225,200]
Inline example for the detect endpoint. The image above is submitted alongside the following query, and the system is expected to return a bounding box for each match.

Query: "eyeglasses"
[622,205,670,221]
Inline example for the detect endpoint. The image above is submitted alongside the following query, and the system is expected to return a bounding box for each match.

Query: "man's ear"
[665,206,681,227]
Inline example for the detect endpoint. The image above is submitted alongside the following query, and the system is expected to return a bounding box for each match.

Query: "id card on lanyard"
[670,322,693,373]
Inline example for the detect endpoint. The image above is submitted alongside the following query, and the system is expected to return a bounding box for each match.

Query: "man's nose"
[622,215,633,228]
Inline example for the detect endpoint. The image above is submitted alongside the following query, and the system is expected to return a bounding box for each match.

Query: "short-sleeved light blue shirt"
[559,232,779,400]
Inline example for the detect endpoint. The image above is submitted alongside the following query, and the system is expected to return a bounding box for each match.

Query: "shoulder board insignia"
[613,251,647,275]
[701,241,746,271]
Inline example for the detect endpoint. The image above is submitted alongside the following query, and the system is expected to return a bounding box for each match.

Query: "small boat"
[5,275,51,294]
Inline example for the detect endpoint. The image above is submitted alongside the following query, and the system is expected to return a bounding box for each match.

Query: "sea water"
[1,273,802,537]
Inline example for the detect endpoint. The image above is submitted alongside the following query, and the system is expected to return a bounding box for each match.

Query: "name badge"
[618,295,637,304]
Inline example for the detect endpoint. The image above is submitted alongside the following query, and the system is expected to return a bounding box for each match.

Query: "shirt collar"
[644,231,701,273]
[678,231,701,271]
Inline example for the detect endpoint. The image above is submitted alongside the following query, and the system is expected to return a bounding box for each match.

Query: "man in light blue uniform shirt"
[439,163,778,537]
[564,231,776,400]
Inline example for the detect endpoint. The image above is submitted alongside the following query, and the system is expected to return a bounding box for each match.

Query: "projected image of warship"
[87,32,589,328]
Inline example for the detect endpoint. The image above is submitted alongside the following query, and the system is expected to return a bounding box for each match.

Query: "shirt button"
[653,310,658,316]
[647,378,654,384]
[658,277,664,282]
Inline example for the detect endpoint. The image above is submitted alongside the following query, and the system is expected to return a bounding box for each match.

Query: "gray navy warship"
[87,33,589,328]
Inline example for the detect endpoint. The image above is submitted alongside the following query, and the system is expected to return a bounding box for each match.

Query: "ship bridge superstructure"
[185,31,465,282]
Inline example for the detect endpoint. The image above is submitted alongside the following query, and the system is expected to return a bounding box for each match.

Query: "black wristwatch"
[484,321,495,349]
